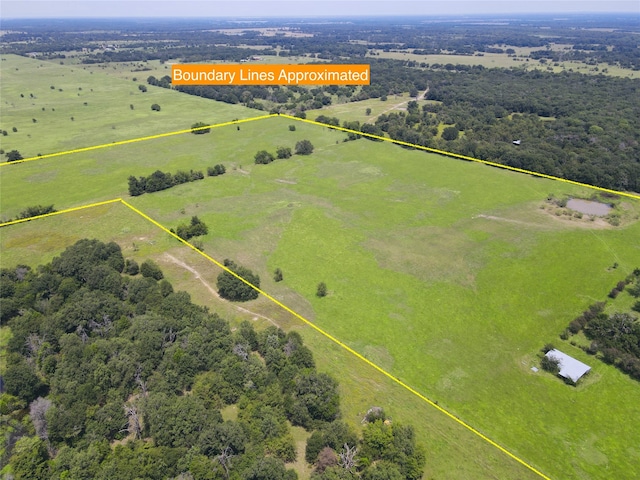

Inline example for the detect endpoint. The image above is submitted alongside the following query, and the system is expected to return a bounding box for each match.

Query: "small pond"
[566,198,612,216]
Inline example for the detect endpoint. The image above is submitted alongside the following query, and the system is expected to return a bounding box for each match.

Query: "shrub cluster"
[207,164,226,176]
[173,216,208,241]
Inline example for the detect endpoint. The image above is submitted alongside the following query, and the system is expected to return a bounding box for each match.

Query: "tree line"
[1,205,57,224]
[561,269,640,381]
[128,165,224,197]
[1,239,425,479]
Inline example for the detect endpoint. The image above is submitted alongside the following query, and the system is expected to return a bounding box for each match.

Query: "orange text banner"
[171,63,370,85]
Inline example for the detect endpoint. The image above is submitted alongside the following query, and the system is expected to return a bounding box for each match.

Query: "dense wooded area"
[0,240,425,479]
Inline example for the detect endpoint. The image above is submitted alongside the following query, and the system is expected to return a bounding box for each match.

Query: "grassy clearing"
[306,92,434,124]
[2,58,640,479]
[369,50,640,79]
[0,54,258,159]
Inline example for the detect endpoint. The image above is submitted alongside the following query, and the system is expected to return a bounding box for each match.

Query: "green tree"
[176,216,209,240]
[541,355,560,373]
[191,122,211,134]
[289,372,340,427]
[273,268,283,282]
[9,436,50,480]
[442,126,459,141]
[4,353,45,403]
[295,139,314,155]
[245,457,296,480]
[124,259,139,275]
[151,103,161,111]
[276,146,292,159]
[316,282,327,297]
[217,259,260,302]
[208,164,226,176]
[127,175,145,196]
[140,260,164,280]
[255,150,275,165]
[6,149,23,161]
[362,461,403,480]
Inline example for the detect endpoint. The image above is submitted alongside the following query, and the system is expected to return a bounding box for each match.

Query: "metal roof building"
[545,349,591,384]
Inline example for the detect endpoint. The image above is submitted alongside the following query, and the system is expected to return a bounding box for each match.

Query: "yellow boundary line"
[0,114,275,167]
[0,111,637,202]
[0,198,122,227]
[279,114,640,201]
[1,198,550,479]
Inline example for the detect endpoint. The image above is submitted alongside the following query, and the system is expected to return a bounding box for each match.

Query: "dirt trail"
[163,253,279,327]
[369,87,429,122]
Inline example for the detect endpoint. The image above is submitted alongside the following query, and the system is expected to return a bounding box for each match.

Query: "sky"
[2,1,639,19]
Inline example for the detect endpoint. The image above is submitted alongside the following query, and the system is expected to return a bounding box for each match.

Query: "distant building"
[545,349,591,384]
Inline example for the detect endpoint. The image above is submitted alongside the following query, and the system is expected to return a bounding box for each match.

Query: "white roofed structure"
[545,349,591,384]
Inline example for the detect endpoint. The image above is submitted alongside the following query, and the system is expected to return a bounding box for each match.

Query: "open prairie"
[2,55,640,479]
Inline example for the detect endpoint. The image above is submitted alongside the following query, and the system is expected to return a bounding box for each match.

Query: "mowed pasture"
[2,56,640,479]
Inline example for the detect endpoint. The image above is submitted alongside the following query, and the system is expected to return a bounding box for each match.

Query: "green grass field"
[0,54,259,159]
[2,55,640,480]
[369,49,640,79]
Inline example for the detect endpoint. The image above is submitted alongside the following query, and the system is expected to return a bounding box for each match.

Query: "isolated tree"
[255,150,275,165]
[288,125,296,131]
[366,108,372,116]
[316,282,327,297]
[138,84,147,92]
[295,139,314,155]
[273,268,283,282]
[276,146,292,159]
[176,216,208,240]
[151,103,161,111]
[191,122,210,134]
[6,149,23,161]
